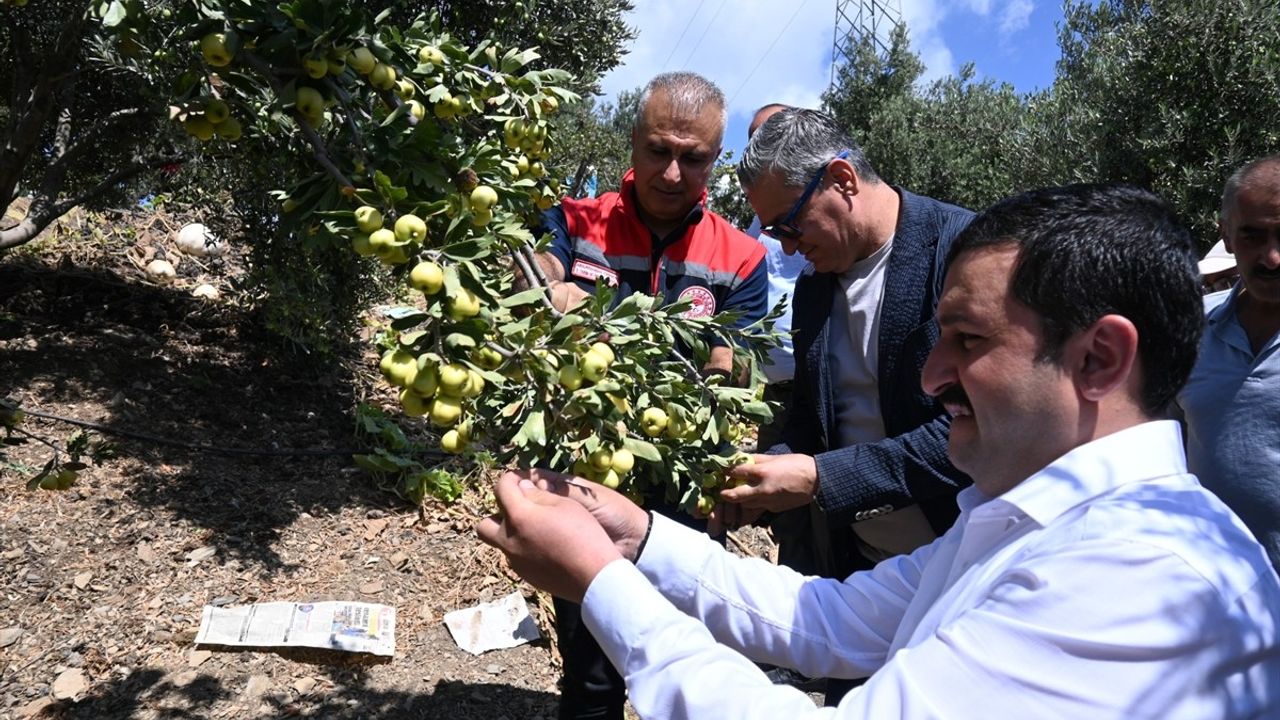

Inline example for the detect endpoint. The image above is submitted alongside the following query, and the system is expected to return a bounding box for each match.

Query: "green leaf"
[102,1,128,27]
[622,437,662,462]
[513,410,546,447]
[500,288,550,308]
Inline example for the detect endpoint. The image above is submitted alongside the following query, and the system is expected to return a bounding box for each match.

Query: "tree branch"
[511,246,562,317]
[48,154,184,218]
[240,51,355,193]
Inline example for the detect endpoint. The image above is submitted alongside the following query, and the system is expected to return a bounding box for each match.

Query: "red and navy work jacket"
[541,169,768,346]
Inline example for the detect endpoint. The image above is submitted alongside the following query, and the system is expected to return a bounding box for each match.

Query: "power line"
[727,0,814,107]
[679,0,732,70]
[660,0,707,71]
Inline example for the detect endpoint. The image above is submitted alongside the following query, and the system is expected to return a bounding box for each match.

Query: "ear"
[1219,220,1235,254]
[1071,314,1140,403]
[828,158,861,195]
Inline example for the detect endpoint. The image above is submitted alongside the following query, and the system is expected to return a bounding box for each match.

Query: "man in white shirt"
[478,183,1280,718]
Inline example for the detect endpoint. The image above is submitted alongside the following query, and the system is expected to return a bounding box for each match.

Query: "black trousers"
[553,503,717,720]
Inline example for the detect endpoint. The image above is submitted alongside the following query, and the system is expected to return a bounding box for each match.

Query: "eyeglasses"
[760,150,851,241]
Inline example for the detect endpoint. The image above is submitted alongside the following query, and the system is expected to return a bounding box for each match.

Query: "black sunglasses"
[760,149,851,241]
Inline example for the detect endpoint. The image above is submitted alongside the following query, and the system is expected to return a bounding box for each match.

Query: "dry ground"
[0,220,778,719]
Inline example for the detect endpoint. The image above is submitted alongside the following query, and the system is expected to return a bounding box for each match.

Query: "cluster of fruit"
[349,205,428,266]
[556,341,616,391]
[379,351,486,454]
[570,446,635,490]
[1,0,30,7]
[180,92,242,142]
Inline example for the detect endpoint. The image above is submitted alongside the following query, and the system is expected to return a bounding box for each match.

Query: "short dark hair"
[948,184,1204,415]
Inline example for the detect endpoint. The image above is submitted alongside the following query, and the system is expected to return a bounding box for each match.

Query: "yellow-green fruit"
[610,448,635,475]
[349,47,376,74]
[462,369,484,398]
[400,387,430,417]
[396,79,416,100]
[588,449,612,472]
[641,407,669,437]
[201,33,232,67]
[378,244,410,265]
[304,56,328,79]
[579,349,610,382]
[394,214,427,244]
[214,118,242,141]
[354,205,383,233]
[696,495,715,516]
[295,86,324,118]
[411,362,438,397]
[369,63,396,90]
[183,116,215,141]
[571,460,592,478]
[408,261,444,294]
[515,155,531,175]
[598,469,621,489]
[446,288,482,320]
[558,364,583,391]
[407,100,426,121]
[437,363,470,397]
[429,396,463,427]
[417,46,445,66]
[351,233,374,256]
[540,94,559,114]
[380,349,417,387]
[327,58,346,76]
[473,346,503,370]
[589,342,615,365]
[440,428,467,454]
[368,228,397,252]
[204,99,230,124]
[471,209,493,227]
[469,185,499,211]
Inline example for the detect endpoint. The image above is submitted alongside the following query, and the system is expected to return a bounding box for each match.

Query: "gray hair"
[738,108,880,189]
[634,71,728,140]
[1221,154,1280,223]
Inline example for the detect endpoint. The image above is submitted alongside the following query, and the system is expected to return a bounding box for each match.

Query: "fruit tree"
[3,0,779,515]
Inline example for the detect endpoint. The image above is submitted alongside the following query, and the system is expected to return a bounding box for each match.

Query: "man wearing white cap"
[1177,154,1280,570]
[1198,239,1239,293]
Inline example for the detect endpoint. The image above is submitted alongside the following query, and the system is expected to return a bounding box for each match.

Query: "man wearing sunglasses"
[722,108,973,614]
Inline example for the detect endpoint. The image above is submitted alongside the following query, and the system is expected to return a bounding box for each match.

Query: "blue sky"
[598,0,1065,158]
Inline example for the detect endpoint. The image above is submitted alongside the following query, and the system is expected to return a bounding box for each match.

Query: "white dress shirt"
[582,421,1280,719]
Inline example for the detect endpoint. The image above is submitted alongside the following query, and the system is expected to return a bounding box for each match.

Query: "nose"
[921,339,957,399]
[1262,237,1280,268]
[661,158,682,186]
[780,237,800,255]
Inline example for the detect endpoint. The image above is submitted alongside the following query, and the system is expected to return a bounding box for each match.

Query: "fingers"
[475,514,505,548]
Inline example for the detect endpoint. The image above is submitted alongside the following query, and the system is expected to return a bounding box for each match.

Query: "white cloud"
[999,0,1035,35]
[597,0,1038,145]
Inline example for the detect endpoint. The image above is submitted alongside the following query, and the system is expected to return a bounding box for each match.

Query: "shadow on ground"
[37,665,557,720]
[0,259,400,571]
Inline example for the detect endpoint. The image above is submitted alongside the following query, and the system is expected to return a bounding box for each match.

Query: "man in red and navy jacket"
[526,71,767,720]
[530,77,767,378]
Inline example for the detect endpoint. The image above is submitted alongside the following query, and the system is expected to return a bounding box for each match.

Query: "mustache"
[937,386,972,415]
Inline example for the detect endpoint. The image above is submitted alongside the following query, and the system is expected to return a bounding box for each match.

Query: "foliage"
[5,0,780,512]
[707,150,754,231]
[553,89,637,198]
[823,0,1280,246]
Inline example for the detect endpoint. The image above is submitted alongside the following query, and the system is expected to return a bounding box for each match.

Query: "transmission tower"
[831,0,904,86]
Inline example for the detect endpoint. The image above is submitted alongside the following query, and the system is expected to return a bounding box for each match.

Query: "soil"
[0,219,777,719]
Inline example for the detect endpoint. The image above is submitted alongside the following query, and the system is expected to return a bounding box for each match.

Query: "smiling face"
[629,89,722,227]
[922,245,1082,497]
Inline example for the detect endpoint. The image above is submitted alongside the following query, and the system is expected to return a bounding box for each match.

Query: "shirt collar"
[958,420,1189,526]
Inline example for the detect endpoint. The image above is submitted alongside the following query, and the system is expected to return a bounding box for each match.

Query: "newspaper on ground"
[195,601,395,657]
[443,591,541,655]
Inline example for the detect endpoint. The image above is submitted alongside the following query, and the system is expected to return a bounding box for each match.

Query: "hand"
[706,501,766,536]
[548,279,591,312]
[720,453,818,513]
[476,471,623,602]
[523,468,651,561]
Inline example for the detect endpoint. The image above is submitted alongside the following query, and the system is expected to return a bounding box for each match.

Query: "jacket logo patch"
[678,285,716,318]
[570,259,618,287]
